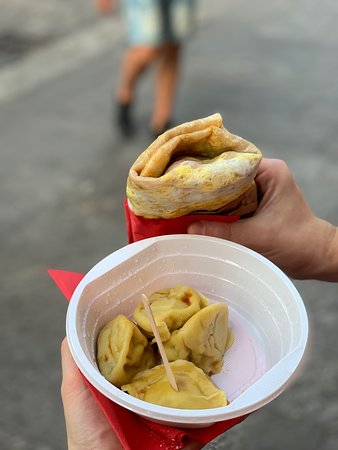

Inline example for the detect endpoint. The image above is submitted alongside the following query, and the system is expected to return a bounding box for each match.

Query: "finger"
[188,219,262,250]
[61,338,78,378]
[255,158,292,190]
[61,338,87,400]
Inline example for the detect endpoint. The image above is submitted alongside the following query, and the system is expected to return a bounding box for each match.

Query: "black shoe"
[150,120,173,140]
[116,102,135,137]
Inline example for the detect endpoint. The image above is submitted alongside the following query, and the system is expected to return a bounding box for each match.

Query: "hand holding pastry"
[189,158,338,281]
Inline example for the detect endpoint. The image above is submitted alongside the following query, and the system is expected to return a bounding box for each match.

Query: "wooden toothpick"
[141,293,178,391]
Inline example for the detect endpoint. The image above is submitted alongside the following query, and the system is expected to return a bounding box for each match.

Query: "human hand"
[61,338,123,450]
[188,158,338,281]
[61,338,203,450]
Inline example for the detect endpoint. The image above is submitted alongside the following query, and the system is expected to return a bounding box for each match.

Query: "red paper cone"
[124,199,239,244]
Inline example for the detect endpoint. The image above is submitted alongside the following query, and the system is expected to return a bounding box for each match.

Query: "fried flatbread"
[127,113,262,218]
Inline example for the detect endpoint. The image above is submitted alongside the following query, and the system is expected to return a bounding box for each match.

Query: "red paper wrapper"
[50,268,248,450]
[124,199,239,244]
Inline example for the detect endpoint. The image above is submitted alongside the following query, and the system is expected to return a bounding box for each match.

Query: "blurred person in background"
[95,0,118,14]
[97,0,197,138]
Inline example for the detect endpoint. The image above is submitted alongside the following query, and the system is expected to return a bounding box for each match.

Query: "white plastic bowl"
[66,234,308,428]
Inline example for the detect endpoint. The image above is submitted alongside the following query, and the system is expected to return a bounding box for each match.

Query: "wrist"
[309,219,338,282]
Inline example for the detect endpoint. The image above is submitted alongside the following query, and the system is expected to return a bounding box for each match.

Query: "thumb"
[61,338,87,401]
[187,219,258,249]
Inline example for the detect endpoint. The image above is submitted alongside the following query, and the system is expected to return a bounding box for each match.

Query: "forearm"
[311,219,338,282]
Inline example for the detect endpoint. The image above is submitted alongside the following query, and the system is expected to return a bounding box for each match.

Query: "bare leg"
[95,0,117,14]
[150,42,181,133]
[116,45,158,104]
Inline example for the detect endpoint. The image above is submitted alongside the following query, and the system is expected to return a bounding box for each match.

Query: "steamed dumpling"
[121,360,227,409]
[97,314,158,388]
[163,303,232,375]
[133,285,209,342]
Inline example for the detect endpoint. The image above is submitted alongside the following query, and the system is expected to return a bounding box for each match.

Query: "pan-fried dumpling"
[163,303,232,375]
[121,360,227,409]
[97,314,158,388]
[127,113,262,218]
[133,285,209,342]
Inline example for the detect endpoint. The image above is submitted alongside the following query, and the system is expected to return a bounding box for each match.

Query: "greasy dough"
[163,303,232,375]
[121,359,227,409]
[127,113,262,218]
[97,314,158,388]
[133,285,209,342]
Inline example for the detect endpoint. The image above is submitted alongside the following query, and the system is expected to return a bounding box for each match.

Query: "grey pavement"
[0,0,99,66]
[1,1,338,449]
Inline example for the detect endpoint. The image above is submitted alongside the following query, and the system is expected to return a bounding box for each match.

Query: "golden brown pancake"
[127,113,262,218]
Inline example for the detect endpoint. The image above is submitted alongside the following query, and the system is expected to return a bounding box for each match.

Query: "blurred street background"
[0,1,337,449]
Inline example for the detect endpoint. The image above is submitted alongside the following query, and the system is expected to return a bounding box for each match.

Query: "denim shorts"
[123,0,196,45]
